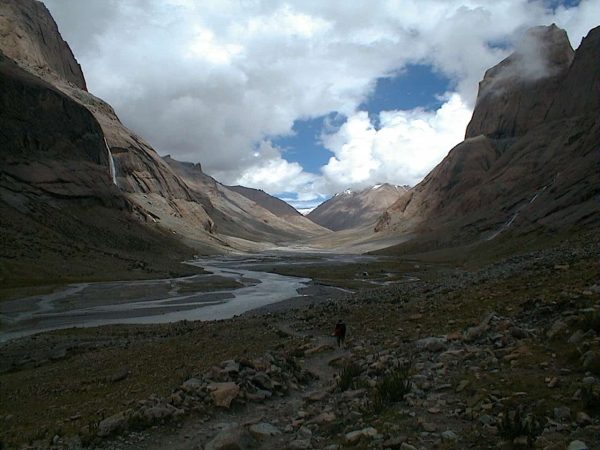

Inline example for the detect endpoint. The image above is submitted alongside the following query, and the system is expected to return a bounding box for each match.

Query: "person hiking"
[333,319,347,348]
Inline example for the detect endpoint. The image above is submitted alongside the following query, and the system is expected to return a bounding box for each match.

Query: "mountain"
[227,185,301,218]
[308,184,408,231]
[374,24,599,252]
[163,156,328,242]
[0,0,327,284]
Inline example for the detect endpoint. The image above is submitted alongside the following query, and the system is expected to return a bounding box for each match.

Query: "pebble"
[441,430,458,441]
[249,422,281,439]
[567,441,589,450]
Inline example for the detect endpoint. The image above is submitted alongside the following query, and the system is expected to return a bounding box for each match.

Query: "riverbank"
[1,236,598,449]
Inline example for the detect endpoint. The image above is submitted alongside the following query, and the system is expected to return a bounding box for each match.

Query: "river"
[0,256,316,342]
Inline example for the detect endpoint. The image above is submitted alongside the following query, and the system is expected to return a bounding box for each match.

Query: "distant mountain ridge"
[308,184,408,231]
[163,156,328,242]
[227,185,303,218]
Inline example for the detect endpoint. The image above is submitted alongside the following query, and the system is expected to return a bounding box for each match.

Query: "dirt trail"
[101,322,349,450]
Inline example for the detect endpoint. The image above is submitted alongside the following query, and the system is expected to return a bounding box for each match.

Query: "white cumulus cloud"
[321,93,473,191]
[42,0,599,205]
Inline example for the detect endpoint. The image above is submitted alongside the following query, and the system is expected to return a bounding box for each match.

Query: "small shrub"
[498,407,543,448]
[580,309,600,334]
[582,384,600,412]
[370,364,412,413]
[337,362,363,391]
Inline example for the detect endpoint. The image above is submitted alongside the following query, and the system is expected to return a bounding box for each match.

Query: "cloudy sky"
[43,0,598,212]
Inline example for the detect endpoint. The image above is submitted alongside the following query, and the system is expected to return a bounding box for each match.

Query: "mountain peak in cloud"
[478,24,574,97]
[466,24,574,139]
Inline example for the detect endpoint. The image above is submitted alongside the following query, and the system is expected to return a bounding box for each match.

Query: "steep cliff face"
[0,0,219,235]
[0,0,86,90]
[0,53,204,286]
[465,25,574,139]
[375,25,600,249]
[0,53,109,197]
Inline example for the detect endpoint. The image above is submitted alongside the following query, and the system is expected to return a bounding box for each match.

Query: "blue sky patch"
[272,64,451,180]
[360,64,452,120]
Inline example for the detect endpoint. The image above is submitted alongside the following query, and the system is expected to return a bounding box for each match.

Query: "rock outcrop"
[0,0,86,90]
[465,24,574,139]
[0,53,111,199]
[375,25,600,250]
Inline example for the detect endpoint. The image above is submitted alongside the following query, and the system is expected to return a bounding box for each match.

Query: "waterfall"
[105,138,118,187]
[486,185,549,241]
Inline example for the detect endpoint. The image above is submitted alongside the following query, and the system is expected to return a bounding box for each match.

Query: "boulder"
[208,382,240,408]
[249,422,281,439]
[97,412,128,437]
[415,337,447,353]
[182,377,204,393]
[567,441,589,450]
[344,427,377,445]
[205,424,255,450]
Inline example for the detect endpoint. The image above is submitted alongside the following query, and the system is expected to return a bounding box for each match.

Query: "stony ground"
[1,236,599,450]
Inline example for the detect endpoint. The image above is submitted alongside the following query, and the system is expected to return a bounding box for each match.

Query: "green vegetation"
[498,407,543,448]
[270,259,434,289]
[337,362,363,391]
[370,363,412,413]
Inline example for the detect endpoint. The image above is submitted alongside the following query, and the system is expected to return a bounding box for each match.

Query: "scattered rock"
[344,427,377,444]
[222,360,240,374]
[581,351,600,374]
[441,430,458,441]
[464,313,494,342]
[182,377,203,393]
[383,435,407,448]
[304,390,328,402]
[399,443,417,450]
[109,367,129,383]
[575,411,592,426]
[567,441,589,450]
[97,412,128,437]
[287,439,312,449]
[249,422,281,439]
[546,320,567,339]
[553,406,571,421]
[208,382,240,408]
[415,337,447,353]
[205,424,255,450]
[139,404,182,423]
[252,373,273,391]
[310,412,336,424]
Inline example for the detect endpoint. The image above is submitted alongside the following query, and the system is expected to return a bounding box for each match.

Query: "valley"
[1,235,598,449]
[0,1,598,449]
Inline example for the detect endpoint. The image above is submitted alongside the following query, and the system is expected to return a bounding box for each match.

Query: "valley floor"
[1,235,599,449]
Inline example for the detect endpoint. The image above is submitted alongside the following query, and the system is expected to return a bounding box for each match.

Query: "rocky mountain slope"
[0,51,203,286]
[308,184,408,231]
[375,25,599,252]
[227,185,301,219]
[163,156,328,242]
[0,0,329,284]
